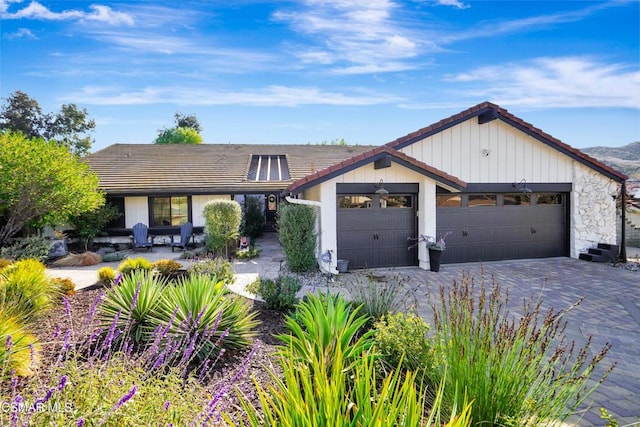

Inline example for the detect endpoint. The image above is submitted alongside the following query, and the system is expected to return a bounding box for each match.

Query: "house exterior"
[85,102,627,271]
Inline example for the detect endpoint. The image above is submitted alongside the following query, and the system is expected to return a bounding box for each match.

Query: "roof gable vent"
[248,155,290,181]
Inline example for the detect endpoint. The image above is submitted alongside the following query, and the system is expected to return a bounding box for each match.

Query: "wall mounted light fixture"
[374,178,389,195]
[512,178,533,193]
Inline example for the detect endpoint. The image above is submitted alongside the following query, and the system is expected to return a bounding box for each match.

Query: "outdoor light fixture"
[374,178,389,195]
[512,178,533,193]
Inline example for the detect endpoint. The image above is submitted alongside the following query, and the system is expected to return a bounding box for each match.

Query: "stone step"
[579,253,604,262]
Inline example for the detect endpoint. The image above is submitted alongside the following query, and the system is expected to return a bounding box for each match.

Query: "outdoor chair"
[131,222,154,251]
[171,221,194,252]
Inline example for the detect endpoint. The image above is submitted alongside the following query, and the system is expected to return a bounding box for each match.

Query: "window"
[436,195,462,207]
[105,197,125,228]
[338,195,372,209]
[381,195,412,208]
[468,194,497,207]
[247,155,290,181]
[150,196,189,227]
[503,194,531,206]
[536,194,563,205]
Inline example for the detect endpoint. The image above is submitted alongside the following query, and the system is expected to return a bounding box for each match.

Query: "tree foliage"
[0,132,104,246]
[202,200,242,257]
[0,91,95,156]
[154,112,203,144]
[69,203,122,251]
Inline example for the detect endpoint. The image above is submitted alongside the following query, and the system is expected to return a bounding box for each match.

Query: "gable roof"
[84,143,375,196]
[287,145,467,194]
[386,101,628,182]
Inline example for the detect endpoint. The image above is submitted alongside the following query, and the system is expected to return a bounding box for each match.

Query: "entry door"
[337,194,417,269]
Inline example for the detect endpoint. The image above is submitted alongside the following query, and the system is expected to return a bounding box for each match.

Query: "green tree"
[0,91,95,156]
[69,203,122,251]
[154,112,203,144]
[0,132,104,246]
[277,203,317,272]
[202,200,242,258]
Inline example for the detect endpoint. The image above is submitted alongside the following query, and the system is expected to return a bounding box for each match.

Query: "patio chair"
[131,222,154,251]
[171,221,193,252]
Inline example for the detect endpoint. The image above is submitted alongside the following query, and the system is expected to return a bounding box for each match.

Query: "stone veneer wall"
[571,162,618,258]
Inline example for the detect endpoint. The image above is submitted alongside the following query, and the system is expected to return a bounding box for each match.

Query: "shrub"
[256,275,301,312]
[117,257,153,276]
[187,257,235,285]
[98,266,117,285]
[277,292,373,376]
[348,272,409,330]
[69,202,122,251]
[277,203,317,272]
[0,236,51,262]
[236,246,260,259]
[202,199,242,257]
[0,259,59,324]
[373,311,437,382]
[152,259,183,276]
[0,258,12,269]
[101,251,128,262]
[242,195,265,241]
[432,273,614,426]
[154,274,259,359]
[50,277,77,297]
[98,270,167,344]
[0,313,40,378]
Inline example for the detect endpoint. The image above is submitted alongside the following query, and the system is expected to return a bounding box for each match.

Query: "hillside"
[582,141,640,180]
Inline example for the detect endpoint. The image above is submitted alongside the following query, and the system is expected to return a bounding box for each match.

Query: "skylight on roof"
[248,155,290,181]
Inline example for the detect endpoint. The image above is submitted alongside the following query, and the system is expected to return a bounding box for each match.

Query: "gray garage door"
[436,193,568,263]
[337,194,418,269]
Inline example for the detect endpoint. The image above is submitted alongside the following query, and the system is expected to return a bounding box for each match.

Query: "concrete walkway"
[46,236,640,426]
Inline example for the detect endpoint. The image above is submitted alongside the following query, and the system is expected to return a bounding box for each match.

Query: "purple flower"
[29,344,36,366]
[76,418,85,427]
[114,385,137,410]
[5,334,12,350]
[163,400,171,411]
[114,273,123,287]
[35,387,55,405]
[58,375,68,391]
[63,297,72,320]
[86,291,105,323]
[53,324,61,340]
[130,281,141,312]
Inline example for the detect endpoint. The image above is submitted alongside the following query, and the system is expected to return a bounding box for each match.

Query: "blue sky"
[1,0,638,152]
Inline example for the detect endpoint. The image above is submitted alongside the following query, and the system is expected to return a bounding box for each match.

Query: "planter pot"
[336,259,349,273]
[428,249,442,272]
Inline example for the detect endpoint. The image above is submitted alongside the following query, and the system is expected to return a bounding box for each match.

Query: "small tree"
[242,195,264,241]
[202,200,242,258]
[69,203,122,251]
[0,132,103,247]
[277,203,317,272]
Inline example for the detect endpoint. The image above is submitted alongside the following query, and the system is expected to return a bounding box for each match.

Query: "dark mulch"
[35,285,287,424]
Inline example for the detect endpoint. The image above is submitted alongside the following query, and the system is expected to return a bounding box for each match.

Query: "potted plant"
[409,232,451,272]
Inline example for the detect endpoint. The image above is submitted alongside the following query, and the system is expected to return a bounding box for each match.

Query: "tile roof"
[84,143,375,195]
[287,145,467,194]
[386,101,628,182]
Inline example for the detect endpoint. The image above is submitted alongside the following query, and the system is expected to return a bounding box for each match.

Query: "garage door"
[337,194,418,269]
[436,193,568,263]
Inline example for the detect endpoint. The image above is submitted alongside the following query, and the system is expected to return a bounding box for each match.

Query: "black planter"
[428,249,442,272]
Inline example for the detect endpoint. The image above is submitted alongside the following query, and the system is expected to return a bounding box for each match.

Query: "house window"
[468,194,497,207]
[380,195,412,208]
[536,194,563,205]
[503,194,531,206]
[338,195,372,209]
[150,196,189,227]
[436,195,462,208]
[248,155,290,181]
[105,197,125,228]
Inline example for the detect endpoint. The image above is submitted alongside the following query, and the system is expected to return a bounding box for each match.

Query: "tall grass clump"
[432,272,614,426]
[0,312,40,378]
[0,258,60,324]
[348,272,412,329]
[187,257,235,285]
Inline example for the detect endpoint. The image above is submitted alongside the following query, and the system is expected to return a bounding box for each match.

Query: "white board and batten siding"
[399,119,574,184]
[192,195,232,228]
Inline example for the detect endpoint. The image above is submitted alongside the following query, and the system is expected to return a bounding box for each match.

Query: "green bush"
[0,258,59,324]
[373,311,437,382]
[0,313,40,378]
[242,195,265,241]
[98,270,167,344]
[0,236,51,262]
[101,251,128,262]
[117,257,153,276]
[50,277,77,297]
[278,292,373,376]
[187,257,235,285]
[256,275,301,312]
[277,203,317,272]
[432,273,613,426]
[155,274,259,359]
[348,273,408,330]
[152,259,183,276]
[202,199,242,257]
[236,246,260,259]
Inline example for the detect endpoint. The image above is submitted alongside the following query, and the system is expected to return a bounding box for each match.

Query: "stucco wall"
[571,162,618,257]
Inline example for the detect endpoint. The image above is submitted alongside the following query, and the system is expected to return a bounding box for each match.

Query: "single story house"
[85,102,627,272]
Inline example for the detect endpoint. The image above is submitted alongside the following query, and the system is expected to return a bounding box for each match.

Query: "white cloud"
[3,27,36,39]
[434,0,469,10]
[1,1,134,25]
[444,57,640,109]
[66,85,404,107]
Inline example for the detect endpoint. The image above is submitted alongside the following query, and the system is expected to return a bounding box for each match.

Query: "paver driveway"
[344,257,640,426]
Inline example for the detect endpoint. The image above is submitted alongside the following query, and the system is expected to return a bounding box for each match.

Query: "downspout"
[619,180,627,263]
